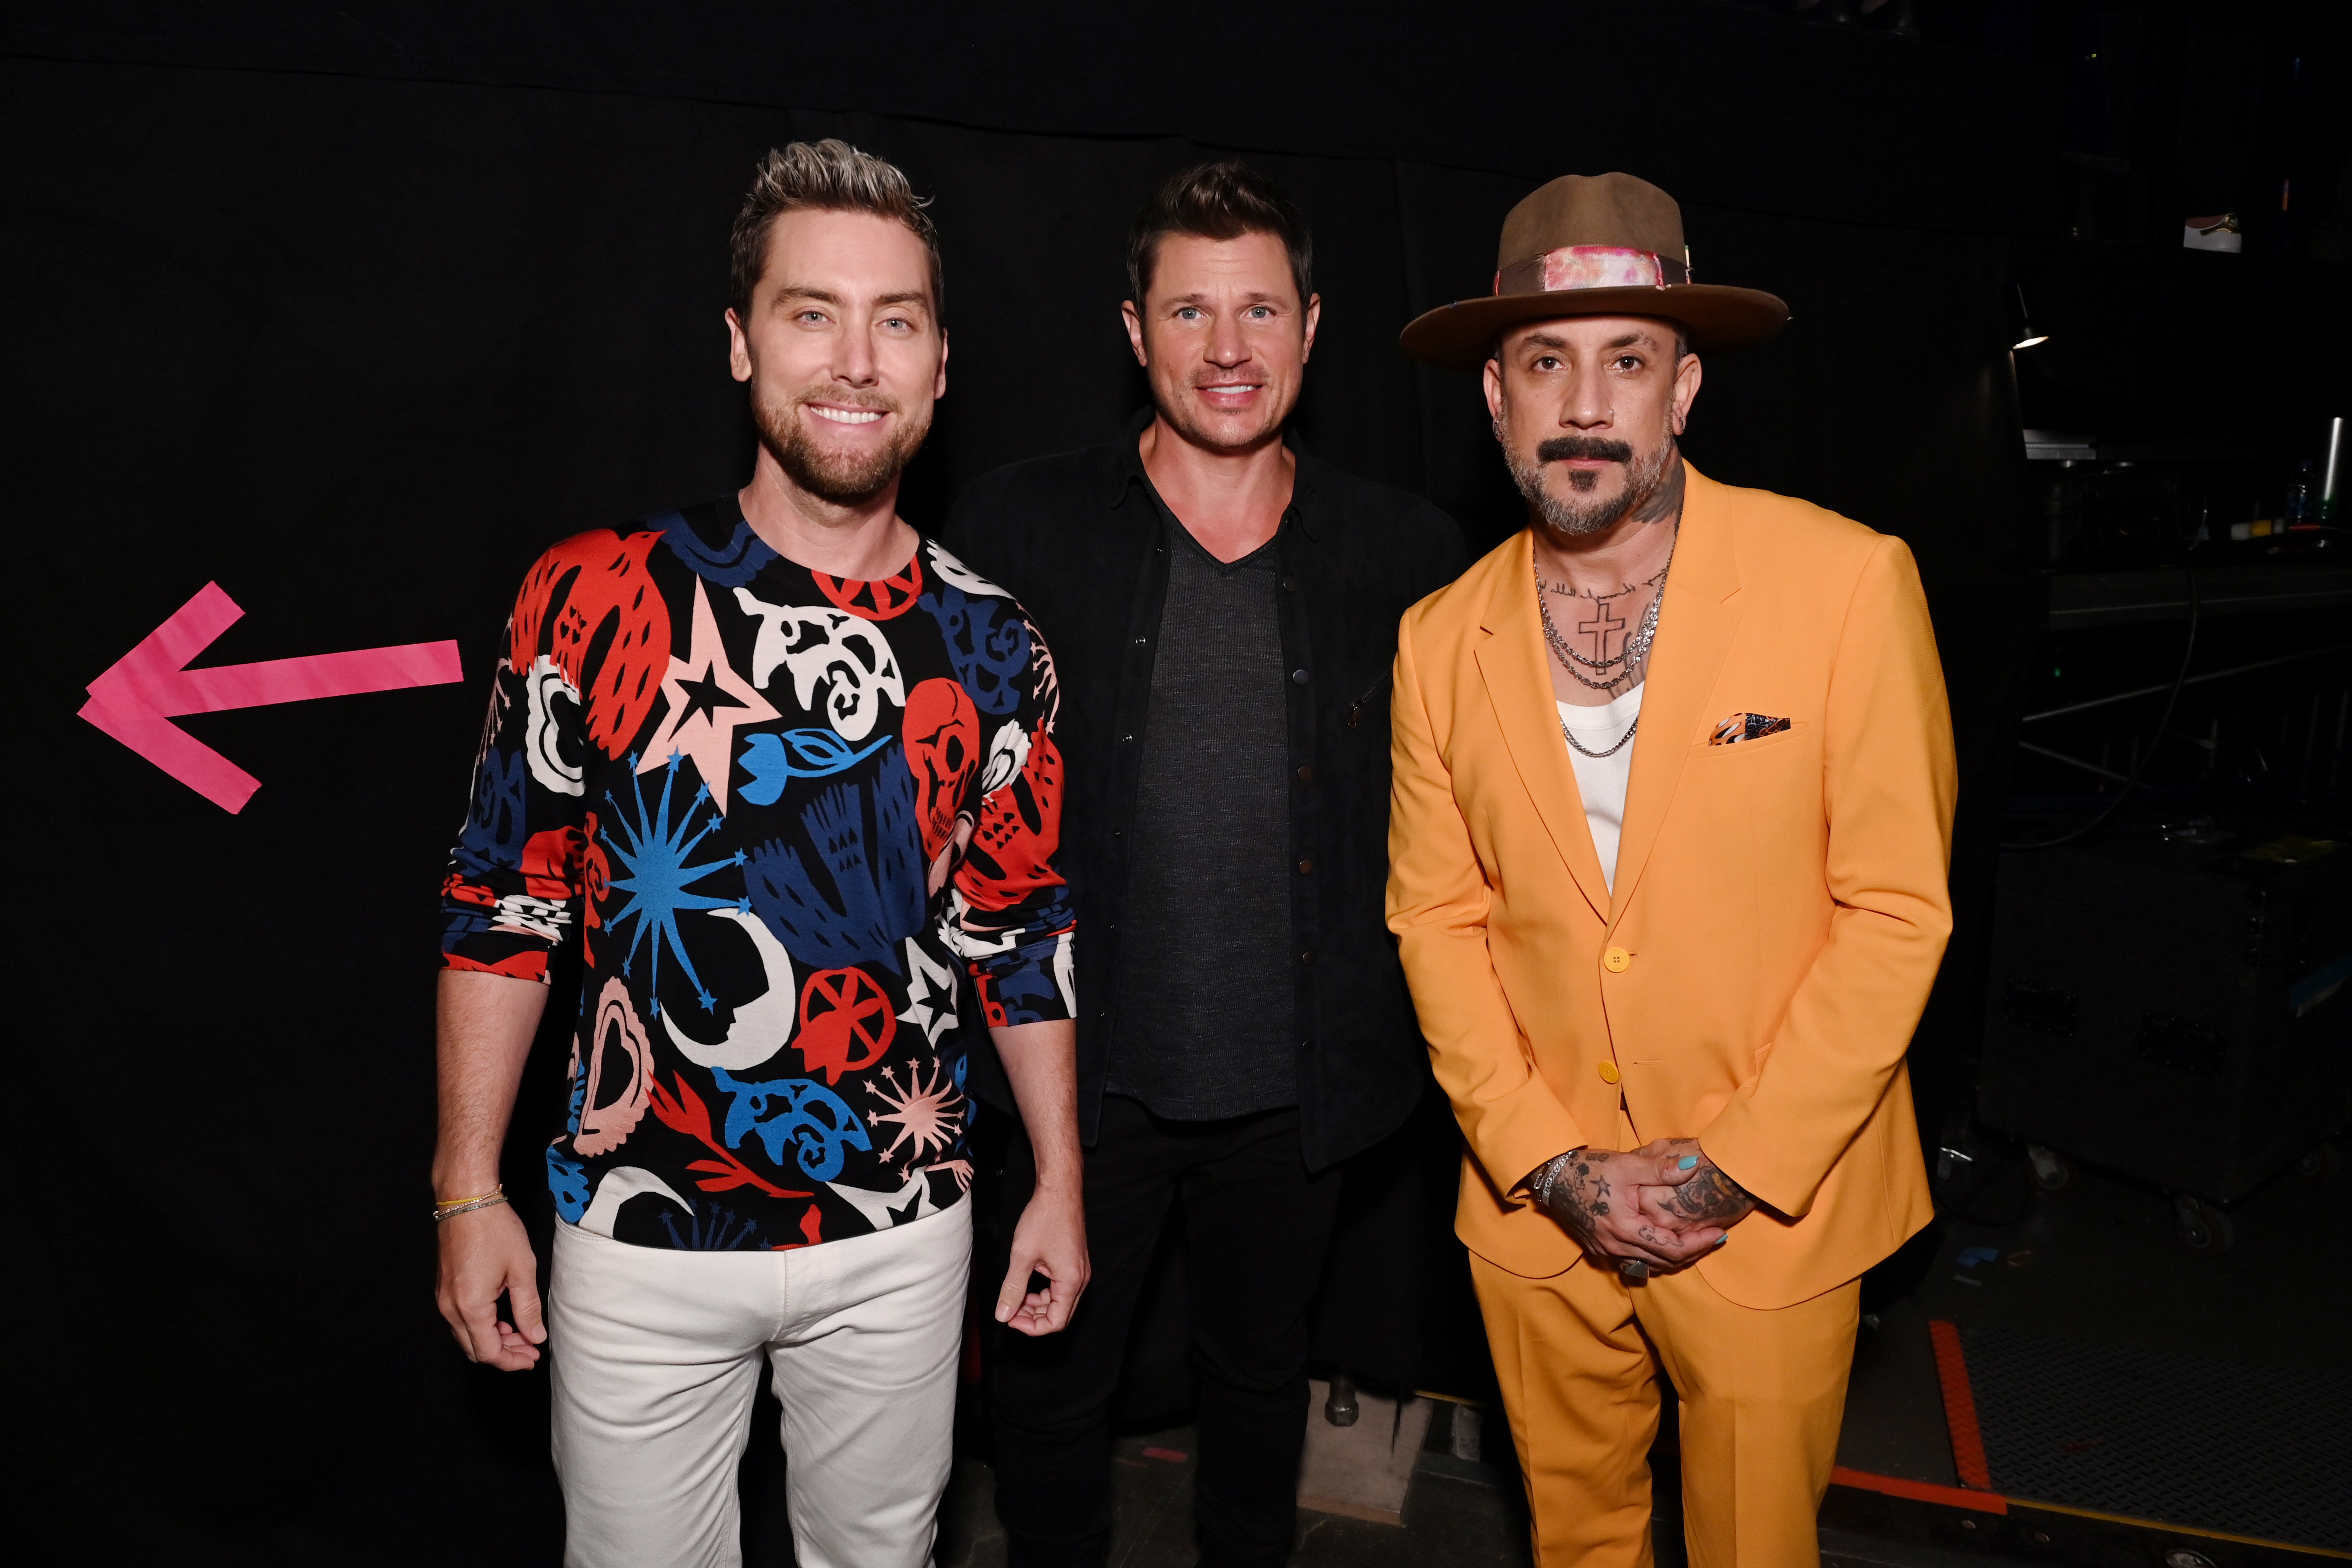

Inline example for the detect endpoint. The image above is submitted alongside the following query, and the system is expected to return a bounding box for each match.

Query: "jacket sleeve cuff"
[1463,1079,1589,1209]
[1697,1098,1824,1220]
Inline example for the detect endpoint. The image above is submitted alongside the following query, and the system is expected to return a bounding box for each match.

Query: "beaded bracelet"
[432,1192,511,1223]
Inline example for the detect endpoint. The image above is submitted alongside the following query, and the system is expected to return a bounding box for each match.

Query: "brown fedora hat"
[1400,172,1788,371]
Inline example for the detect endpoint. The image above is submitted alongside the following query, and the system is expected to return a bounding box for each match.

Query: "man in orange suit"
[1387,172,1957,1567]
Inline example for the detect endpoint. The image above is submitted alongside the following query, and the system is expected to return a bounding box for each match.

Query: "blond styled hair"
[728,140,943,322]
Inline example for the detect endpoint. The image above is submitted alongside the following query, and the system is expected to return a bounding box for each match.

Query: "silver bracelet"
[1530,1149,1581,1211]
[431,1192,511,1223]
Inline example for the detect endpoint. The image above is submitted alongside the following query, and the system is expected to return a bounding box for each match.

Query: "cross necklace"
[1535,533,1676,758]
[1536,538,1675,691]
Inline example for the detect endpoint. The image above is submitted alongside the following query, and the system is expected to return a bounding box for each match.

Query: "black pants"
[985,1094,1345,1568]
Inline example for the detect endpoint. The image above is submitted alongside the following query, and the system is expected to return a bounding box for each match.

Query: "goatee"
[752,385,931,503]
[1500,421,1679,538]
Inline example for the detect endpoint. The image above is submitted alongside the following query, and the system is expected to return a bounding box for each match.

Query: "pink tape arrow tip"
[81,581,466,813]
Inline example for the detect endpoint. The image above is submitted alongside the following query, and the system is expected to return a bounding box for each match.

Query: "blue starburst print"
[444,498,1079,1255]
[602,754,742,1012]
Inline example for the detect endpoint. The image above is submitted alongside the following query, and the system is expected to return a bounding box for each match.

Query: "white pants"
[548,1200,972,1568]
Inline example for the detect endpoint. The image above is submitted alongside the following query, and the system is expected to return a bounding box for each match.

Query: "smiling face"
[1484,314,1701,538]
[1123,229,1319,454]
[727,207,947,504]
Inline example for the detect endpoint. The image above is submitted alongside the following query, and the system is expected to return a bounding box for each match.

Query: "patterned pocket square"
[1711,712,1792,745]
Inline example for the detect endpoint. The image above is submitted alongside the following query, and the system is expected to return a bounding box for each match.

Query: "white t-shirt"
[1556,684,1644,891]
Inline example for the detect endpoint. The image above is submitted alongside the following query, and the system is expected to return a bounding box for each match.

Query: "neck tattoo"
[1536,529,1677,696]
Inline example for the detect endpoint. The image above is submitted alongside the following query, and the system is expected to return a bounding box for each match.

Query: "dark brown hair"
[1126,160,1313,306]
[729,140,943,324]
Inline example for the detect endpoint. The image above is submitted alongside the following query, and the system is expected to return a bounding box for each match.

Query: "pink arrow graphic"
[78,581,466,814]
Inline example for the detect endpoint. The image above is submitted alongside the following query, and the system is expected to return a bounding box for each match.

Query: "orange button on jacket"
[1386,465,1956,1309]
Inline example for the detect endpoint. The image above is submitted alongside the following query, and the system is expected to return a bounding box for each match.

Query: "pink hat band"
[1493,244,1693,298]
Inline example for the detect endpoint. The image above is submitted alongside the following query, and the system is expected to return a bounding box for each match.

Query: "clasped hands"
[1528,1137,1757,1275]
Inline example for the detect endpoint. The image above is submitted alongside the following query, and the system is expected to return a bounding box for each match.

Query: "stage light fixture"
[2010,283,2049,351]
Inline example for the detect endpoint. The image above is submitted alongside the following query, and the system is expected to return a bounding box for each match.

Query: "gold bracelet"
[434,1184,504,1209]
[432,1192,511,1223]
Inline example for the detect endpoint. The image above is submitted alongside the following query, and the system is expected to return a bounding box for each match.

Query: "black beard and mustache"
[1497,422,1679,537]
[751,382,932,504]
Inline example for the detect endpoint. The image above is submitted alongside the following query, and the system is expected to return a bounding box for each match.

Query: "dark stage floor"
[928,1137,2345,1565]
[931,1426,2044,1568]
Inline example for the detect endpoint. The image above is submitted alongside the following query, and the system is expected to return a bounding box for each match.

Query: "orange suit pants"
[1470,1245,1859,1567]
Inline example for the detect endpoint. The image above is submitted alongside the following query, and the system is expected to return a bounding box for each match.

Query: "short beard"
[1499,419,1679,538]
[751,381,931,504]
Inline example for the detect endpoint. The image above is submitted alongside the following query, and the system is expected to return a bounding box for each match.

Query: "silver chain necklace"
[1558,705,1640,759]
[1536,532,1675,756]
[1538,564,1671,675]
[1535,534,1676,695]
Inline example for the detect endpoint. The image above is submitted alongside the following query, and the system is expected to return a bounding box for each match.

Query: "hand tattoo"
[1529,1148,1611,1247]
[1659,1162,1755,1226]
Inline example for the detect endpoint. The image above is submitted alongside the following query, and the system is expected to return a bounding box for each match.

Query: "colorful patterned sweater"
[441,501,1074,1250]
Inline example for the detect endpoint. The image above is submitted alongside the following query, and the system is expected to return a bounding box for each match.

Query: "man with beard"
[430,140,1086,1568]
[942,161,1465,1567]
[1387,173,1957,1566]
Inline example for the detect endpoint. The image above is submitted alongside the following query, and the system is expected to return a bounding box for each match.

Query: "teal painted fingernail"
[1678,1155,1699,1170]
[1716,1235,1729,1246]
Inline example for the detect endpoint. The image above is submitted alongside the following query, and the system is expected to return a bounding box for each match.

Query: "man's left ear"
[1670,350,1702,436]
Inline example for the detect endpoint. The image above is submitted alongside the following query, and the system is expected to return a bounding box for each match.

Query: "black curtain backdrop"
[8,7,2045,1562]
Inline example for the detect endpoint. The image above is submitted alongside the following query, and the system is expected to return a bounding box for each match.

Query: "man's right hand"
[1529,1147,1726,1271]
[435,1202,546,1370]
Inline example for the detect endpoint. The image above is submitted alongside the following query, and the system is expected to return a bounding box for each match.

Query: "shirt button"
[1297,859,1314,874]
[1598,1062,1622,1085]
[1281,575,1298,593]
[1296,765,1315,782]
[1291,668,1310,685]
[1603,947,1632,973]
[1298,950,1314,966]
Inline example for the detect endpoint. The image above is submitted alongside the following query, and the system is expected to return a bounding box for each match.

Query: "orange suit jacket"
[1387,463,1955,1309]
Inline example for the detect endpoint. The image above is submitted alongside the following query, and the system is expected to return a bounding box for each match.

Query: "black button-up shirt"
[942,409,1468,1169]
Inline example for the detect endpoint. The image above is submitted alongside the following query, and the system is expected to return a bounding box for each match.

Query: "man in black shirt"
[942,162,1465,1568]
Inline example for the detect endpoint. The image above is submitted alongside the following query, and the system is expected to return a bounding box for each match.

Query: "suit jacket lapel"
[1473,530,1613,923]
[1609,463,1742,924]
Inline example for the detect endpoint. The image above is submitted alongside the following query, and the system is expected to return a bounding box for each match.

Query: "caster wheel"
[2026,1144,2072,1192]
[2293,1143,2340,1181]
[2172,1195,2234,1253]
